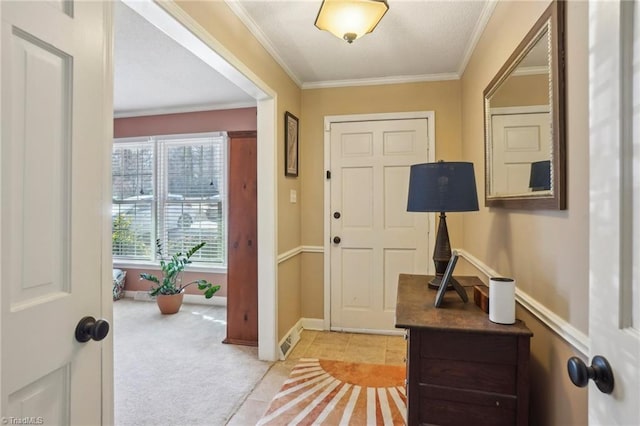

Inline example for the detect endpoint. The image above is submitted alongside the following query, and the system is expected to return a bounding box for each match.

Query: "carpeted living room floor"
[113,299,272,426]
[114,298,407,425]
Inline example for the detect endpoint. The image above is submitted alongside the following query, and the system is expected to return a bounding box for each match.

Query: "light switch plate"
[290,189,297,203]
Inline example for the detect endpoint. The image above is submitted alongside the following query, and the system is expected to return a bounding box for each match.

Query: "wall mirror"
[483,0,565,209]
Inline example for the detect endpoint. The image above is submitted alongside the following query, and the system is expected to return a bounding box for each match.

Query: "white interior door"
[1,1,112,423]
[329,118,430,332]
[490,109,550,195]
[588,0,640,424]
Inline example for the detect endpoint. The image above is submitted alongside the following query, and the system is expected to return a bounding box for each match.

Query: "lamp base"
[428,276,461,290]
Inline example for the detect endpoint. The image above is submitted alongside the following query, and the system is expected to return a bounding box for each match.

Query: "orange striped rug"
[258,358,407,425]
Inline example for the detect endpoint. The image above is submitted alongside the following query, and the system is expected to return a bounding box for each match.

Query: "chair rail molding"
[278,245,324,263]
[456,248,589,356]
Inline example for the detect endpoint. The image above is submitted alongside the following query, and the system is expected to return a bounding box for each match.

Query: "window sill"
[112,260,227,274]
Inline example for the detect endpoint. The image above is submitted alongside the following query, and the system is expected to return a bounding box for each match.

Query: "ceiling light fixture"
[314,0,389,44]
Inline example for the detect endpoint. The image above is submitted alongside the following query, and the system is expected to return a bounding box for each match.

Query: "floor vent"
[280,337,292,357]
[279,325,301,360]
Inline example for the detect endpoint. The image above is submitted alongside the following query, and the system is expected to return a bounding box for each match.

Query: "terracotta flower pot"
[156,293,184,314]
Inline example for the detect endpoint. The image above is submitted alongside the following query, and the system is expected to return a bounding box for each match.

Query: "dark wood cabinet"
[223,131,258,346]
[396,274,532,426]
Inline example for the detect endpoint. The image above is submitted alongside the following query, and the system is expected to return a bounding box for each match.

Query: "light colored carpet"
[258,358,406,425]
[114,299,272,425]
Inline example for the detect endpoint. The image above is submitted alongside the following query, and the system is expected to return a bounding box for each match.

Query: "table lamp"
[407,161,479,289]
[529,160,551,191]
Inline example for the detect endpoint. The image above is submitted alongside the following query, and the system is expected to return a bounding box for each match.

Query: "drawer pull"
[495,401,500,407]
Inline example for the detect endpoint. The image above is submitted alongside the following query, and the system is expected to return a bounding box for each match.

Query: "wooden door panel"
[588,1,640,423]
[330,118,429,331]
[225,131,258,346]
[491,112,550,195]
[1,1,109,422]
[6,29,72,306]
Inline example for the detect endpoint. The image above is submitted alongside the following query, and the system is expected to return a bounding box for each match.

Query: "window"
[112,132,227,266]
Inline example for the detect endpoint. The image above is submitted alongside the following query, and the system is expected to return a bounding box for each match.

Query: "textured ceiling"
[230,0,492,87]
[113,1,255,117]
[114,0,495,116]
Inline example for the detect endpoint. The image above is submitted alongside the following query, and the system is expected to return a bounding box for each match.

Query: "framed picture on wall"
[285,111,299,177]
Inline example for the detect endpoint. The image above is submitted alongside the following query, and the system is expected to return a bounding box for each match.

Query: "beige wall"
[120,268,227,297]
[491,73,550,107]
[278,257,302,339]
[461,0,588,423]
[300,81,463,318]
[175,1,303,339]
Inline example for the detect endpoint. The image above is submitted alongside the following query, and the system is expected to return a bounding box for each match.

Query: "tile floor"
[227,330,407,425]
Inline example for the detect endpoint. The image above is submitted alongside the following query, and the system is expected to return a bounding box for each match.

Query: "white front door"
[490,108,550,195]
[1,1,112,423]
[329,116,431,332]
[588,0,640,424]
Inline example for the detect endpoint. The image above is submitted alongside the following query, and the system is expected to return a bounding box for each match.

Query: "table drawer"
[420,330,518,365]
[419,357,517,394]
[419,384,516,426]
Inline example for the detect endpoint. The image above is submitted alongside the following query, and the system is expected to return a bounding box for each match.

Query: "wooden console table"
[395,274,532,426]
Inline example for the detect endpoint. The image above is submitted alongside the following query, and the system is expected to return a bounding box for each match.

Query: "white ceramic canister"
[489,277,516,324]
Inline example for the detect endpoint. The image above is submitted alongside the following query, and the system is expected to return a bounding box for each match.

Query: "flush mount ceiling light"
[314,0,389,44]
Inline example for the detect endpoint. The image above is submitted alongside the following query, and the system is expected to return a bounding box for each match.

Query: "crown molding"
[225,0,303,88]
[458,0,498,77]
[302,72,460,90]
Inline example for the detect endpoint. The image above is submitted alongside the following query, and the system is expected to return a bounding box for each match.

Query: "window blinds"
[112,133,227,265]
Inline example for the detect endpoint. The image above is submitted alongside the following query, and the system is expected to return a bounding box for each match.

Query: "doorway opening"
[111,0,279,421]
[114,0,277,361]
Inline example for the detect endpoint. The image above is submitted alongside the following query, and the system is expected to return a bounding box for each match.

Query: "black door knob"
[333,236,341,244]
[75,316,110,343]
[333,211,341,219]
[567,355,614,394]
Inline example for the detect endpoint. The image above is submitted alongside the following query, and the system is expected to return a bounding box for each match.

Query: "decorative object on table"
[473,284,490,313]
[140,239,220,314]
[407,161,479,289]
[314,0,389,44]
[284,111,299,177]
[434,251,468,308]
[258,358,406,425]
[113,268,126,301]
[489,277,516,324]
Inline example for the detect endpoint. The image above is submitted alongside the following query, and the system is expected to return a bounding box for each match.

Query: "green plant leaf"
[140,273,160,284]
[145,241,217,299]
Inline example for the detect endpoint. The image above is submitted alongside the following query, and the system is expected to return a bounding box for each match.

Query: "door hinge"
[326,170,331,179]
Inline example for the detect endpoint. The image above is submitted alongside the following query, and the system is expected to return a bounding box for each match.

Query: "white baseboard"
[301,318,325,330]
[122,290,227,306]
[456,248,589,356]
[330,327,405,336]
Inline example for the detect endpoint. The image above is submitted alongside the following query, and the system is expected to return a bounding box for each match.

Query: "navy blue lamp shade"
[529,160,551,191]
[407,162,479,213]
[407,161,479,289]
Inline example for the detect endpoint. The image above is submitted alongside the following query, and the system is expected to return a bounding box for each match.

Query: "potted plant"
[140,239,220,314]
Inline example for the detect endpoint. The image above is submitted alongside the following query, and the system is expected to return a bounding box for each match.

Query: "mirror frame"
[483,0,566,210]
